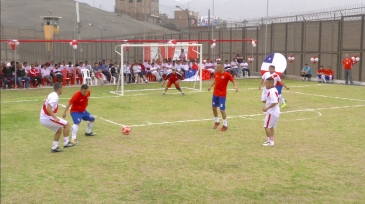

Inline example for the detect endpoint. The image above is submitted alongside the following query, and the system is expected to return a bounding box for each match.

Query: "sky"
[76,0,365,21]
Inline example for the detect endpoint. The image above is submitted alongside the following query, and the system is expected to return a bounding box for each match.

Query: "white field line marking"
[1,99,39,104]
[239,111,322,121]
[96,104,364,128]
[291,91,365,102]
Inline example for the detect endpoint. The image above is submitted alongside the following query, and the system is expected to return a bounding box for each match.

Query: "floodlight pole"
[264,0,269,57]
[176,6,190,38]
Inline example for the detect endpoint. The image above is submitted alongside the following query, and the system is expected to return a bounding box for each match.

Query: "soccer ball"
[122,126,131,135]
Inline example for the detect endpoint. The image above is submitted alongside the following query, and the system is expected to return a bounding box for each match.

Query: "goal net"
[111,42,203,96]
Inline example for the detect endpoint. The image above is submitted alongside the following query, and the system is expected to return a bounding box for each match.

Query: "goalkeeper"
[161,68,184,95]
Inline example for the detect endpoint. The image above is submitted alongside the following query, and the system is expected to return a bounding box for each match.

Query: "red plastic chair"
[61,69,70,86]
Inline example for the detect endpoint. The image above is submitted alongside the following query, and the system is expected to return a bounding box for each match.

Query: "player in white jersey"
[262,78,280,147]
[40,83,74,153]
[259,65,289,103]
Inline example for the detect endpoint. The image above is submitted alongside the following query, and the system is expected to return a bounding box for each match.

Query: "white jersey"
[240,62,249,69]
[40,92,59,120]
[262,72,281,86]
[41,68,51,76]
[265,87,280,117]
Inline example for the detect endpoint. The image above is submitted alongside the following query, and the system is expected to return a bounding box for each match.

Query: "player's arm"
[259,78,264,90]
[231,79,238,92]
[280,80,289,90]
[46,104,59,122]
[263,102,278,112]
[208,80,215,91]
[62,103,72,118]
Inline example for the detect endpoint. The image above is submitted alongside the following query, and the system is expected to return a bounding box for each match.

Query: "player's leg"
[163,80,172,95]
[212,95,220,129]
[174,81,184,95]
[41,118,73,152]
[276,86,286,108]
[218,97,228,131]
[263,114,277,146]
[83,111,97,136]
[261,88,268,103]
[70,112,83,143]
[321,75,326,83]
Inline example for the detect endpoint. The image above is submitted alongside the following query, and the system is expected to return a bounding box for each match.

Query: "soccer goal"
[111,42,203,96]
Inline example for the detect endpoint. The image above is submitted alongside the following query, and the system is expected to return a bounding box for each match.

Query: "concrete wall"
[1,15,364,81]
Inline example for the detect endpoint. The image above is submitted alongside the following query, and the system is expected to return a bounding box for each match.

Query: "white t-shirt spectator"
[132,64,142,73]
[41,68,51,76]
[240,62,249,69]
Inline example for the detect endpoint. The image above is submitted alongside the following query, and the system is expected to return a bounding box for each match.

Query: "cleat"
[263,141,274,146]
[182,92,184,95]
[51,147,63,153]
[70,139,78,145]
[162,92,165,95]
[85,132,97,136]
[281,103,287,108]
[213,122,220,129]
[64,142,75,148]
[219,125,228,131]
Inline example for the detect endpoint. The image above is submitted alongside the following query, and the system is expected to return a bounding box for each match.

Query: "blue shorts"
[212,95,226,110]
[275,85,283,95]
[70,111,95,125]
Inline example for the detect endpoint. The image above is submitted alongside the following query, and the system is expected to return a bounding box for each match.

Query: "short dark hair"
[54,83,62,91]
[81,84,88,90]
[269,65,275,69]
[266,77,274,82]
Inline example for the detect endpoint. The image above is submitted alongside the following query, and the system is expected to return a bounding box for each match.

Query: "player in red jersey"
[62,84,96,144]
[161,68,184,95]
[208,64,238,131]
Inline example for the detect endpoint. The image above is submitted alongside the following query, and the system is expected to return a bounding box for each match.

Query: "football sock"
[63,136,69,145]
[72,124,79,139]
[223,119,227,126]
[52,141,58,150]
[86,121,94,133]
[281,95,286,103]
[214,117,219,123]
[269,136,274,142]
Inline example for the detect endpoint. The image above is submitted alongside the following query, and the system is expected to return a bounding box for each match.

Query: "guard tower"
[40,16,62,53]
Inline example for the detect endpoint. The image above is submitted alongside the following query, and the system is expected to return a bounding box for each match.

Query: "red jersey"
[69,90,90,113]
[317,69,325,75]
[343,58,353,70]
[166,72,182,82]
[325,69,334,76]
[28,68,40,77]
[213,72,234,97]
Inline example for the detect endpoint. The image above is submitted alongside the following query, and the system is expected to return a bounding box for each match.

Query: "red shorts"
[167,80,180,88]
[95,73,103,78]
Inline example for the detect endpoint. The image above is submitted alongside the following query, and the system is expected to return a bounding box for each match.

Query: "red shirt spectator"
[343,58,354,70]
[28,67,40,77]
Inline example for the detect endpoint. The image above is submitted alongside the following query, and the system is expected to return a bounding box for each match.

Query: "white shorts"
[40,117,68,132]
[261,88,268,102]
[263,114,279,128]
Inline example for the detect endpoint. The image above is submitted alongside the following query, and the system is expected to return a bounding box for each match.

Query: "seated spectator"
[240,60,251,77]
[98,61,111,82]
[301,64,312,81]
[93,62,104,85]
[123,61,132,83]
[324,66,334,83]
[2,62,15,89]
[224,60,233,75]
[110,62,119,82]
[317,66,326,83]
[132,61,146,83]
[28,64,42,87]
[149,62,162,82]
[230,58,239,77]
[53,64,63,83]
[16,64,30,88]
[41,64,54,86]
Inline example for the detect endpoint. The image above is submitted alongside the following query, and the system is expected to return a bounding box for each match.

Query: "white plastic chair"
[81,69,92,85]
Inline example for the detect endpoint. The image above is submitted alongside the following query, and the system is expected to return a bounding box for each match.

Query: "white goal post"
[112,43,203,96]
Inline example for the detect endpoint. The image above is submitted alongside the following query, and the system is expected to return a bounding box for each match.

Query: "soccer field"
[1,79,365,203]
